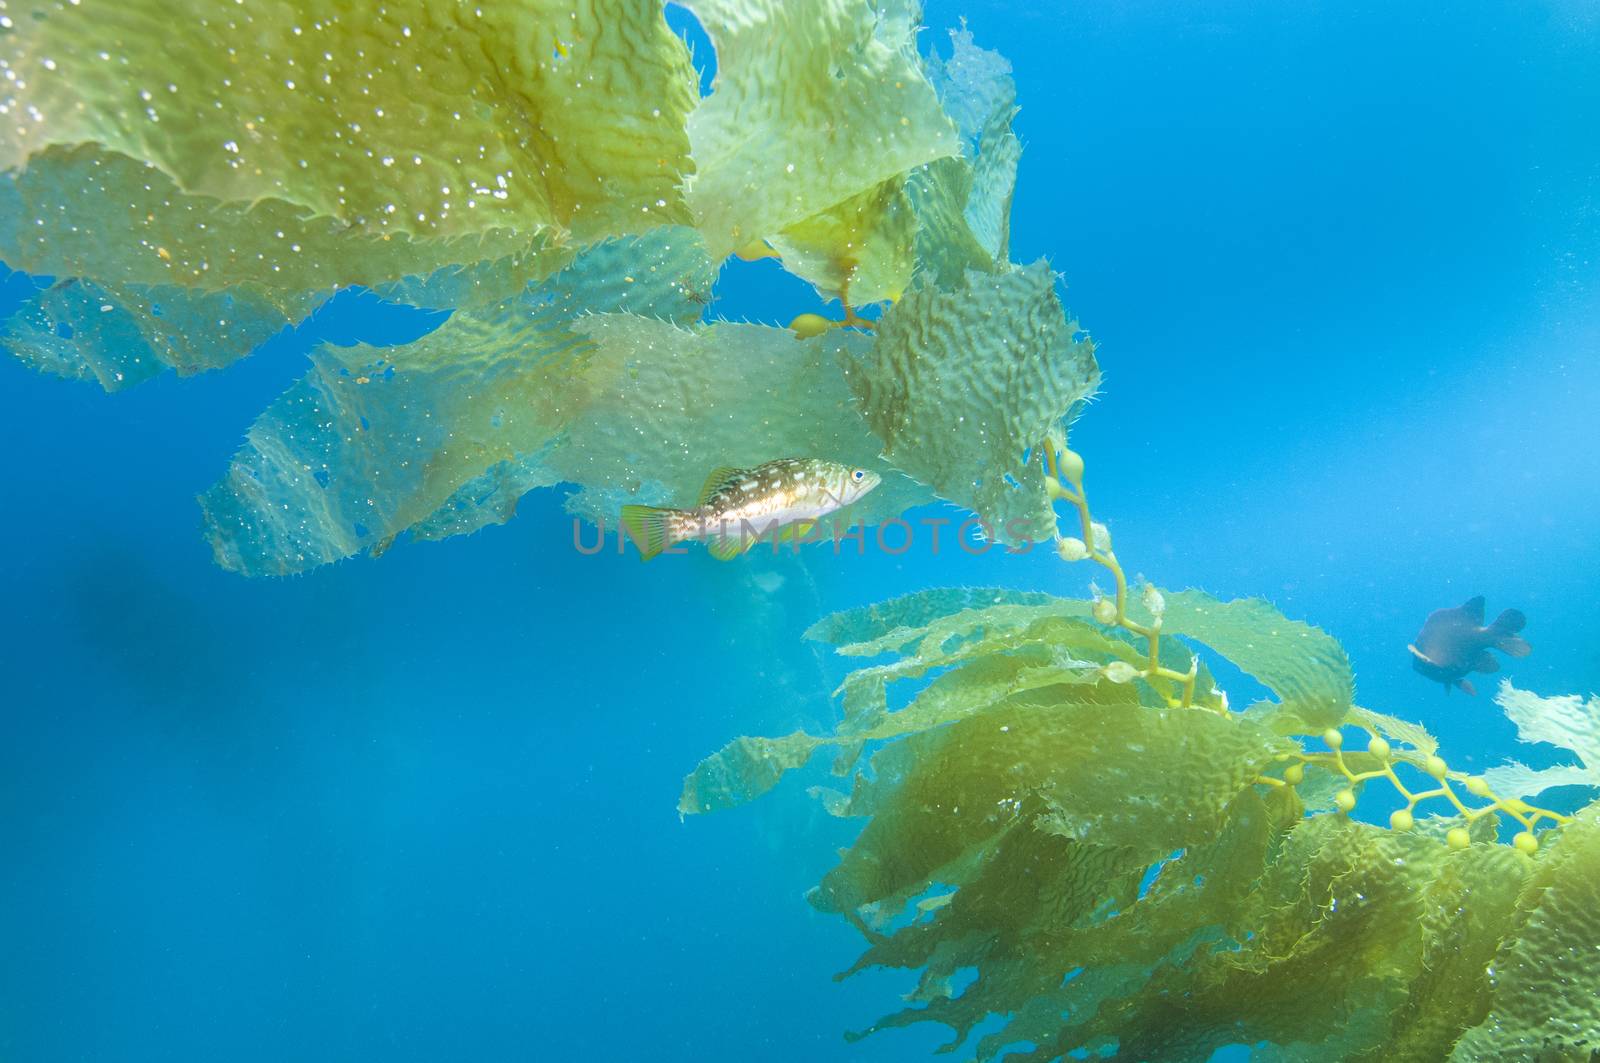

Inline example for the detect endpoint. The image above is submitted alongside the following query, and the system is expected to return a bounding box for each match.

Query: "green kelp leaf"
[925,23,1016,144]
[1,276,324,390]
[726,15,1011,300]
[849,262,1098,546]
[833,609,1121,736]
[900,27,1020,287]
[960,788,1296,1058]
[903,158,995,286]
[767,176,916,304]
[369,248,580,314]
[1028,701,1290,850]
[678,616,1112,815]
[1163,589,1354,731]
[1481,681,1600,800]
[682,0,958,259]
[809,594,1176,738]
[214,216,1117,575]
[0,145,569,300]
[964,101,1022,263]
[1350,843,1528,1063]
[200,227,717,575]
[971,817,1444,1063]
[848,823,1149,1045]
[679,731,822,816]
[1,0,696,245]
[405,449,560,547]
[814,698,1286,914]
[546,315,930,530]
[830,596,1094,662]
[1348,704,1439,757]
[803,587,1060,648]
[200,300,588,576]
[1452,801,1600,1060]
[1095,818,1445,1062]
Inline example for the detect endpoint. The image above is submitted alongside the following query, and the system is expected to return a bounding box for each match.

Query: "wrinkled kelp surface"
[683,587,1600,1060]
[1,2,1095,574]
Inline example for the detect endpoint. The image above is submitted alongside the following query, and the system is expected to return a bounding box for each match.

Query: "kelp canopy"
[683,453,1600,1061]
[0,0,1095,574]
[10,4,1599,1059]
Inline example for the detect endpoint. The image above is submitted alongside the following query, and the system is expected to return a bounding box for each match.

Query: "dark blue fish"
[1409,596,1531,695]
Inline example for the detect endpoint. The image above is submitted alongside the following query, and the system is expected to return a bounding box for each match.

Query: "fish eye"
[851,469,865,481]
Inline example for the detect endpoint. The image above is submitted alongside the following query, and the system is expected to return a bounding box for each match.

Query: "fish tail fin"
[620,505,678,561]
[1488,608,1531,657]
[1498,635,1532,658]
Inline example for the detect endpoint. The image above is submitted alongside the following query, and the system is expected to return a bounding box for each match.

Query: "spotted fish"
[1408,595,1531,695]
[620,458,881,561]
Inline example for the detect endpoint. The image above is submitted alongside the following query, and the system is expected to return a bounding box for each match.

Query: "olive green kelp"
[2,3,1093,574]
[682,587,1600,1061]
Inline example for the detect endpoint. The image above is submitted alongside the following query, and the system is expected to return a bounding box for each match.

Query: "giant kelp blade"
[964,102,1022,263]
[199,227,718,575]
[679,731,824,816]
[903,157,995,287]
[916,24,1021,273]
[1348,704,1440,757]
[1481,681,1600,799]
[681,599,1109,816]
[1,276,324,390]
[1,1,696,246]
[948,787,1298,1057]
[1161,589,1354,731]
[925,23,1017,144]
[1354,843,1529,1062]
[803,587,1062,649]
[681,0,959,260]
[1450,803,1600,1060]
[202,223,999,576]
[0,146,569,303]
[0,0,693,382]
[416,303,933,554]
[849,262,1098,547]
[818,600,1111,738]
[964,817,1446,1061]
[200,302,590,576]
[546,314,930,530]
[812,697,1286,914]
[1090,819,1444,1061]
[767,176,917,304]
[761,21,1022,306]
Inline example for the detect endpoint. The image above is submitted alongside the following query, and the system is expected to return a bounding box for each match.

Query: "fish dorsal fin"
[697,466,743,506]
[1460,595,1486,623]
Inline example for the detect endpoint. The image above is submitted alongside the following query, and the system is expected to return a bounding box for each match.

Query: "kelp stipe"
[683,445,1600,1060]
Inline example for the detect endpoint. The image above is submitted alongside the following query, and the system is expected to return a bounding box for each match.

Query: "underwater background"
[1,1,1597,1060]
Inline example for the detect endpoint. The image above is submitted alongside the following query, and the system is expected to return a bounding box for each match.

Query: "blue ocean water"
[1,2,1596,1061]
